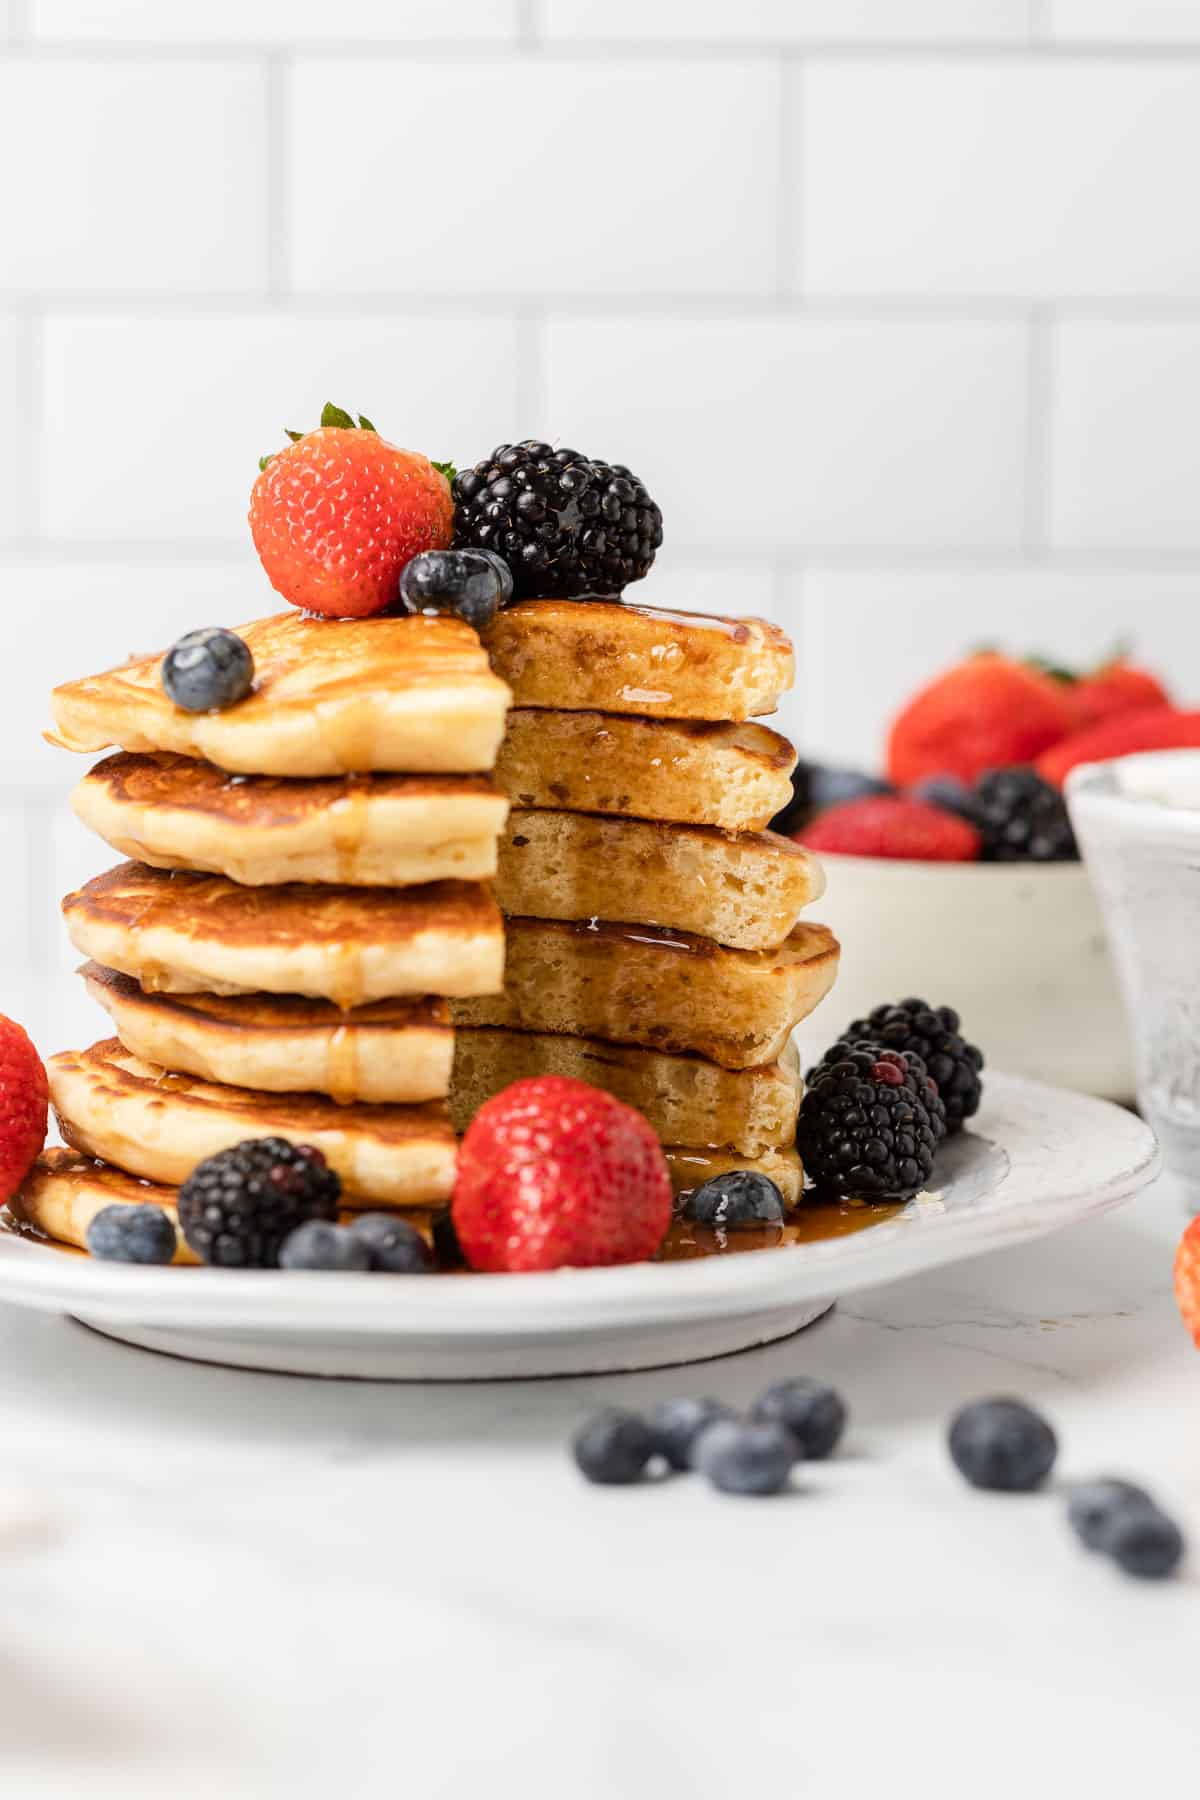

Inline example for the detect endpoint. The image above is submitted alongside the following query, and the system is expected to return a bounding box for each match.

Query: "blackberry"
[973,766,1078,862]
[797,1047,944,1200]
[452,441,662,600]
[833,999,984,1135]
[177,1137,340,1269]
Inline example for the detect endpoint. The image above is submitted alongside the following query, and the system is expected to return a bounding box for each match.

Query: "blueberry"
[279,1221,371,1272]
[398,549,510,629]
[1067,1478,1154,1552]
[572,1409,655,1485]
[751,1378,847,1460]
[694,1420,797,1497]
[910,775,981,823]
[683,1171,784,1229]
[1104,1502,1185,1580]
[948,1397,1057,1492]
[161,627,254,713]
[650,1396,736,1471]
[349,1212,432,1274]
[86,1203,176,1266]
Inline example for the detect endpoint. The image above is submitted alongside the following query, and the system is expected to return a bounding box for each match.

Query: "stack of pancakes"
[451,599,840,1206]
[23,611,513,1245]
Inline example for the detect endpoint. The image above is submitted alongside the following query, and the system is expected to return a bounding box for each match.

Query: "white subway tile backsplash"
[544,317,1028,550]
[287,58,777,298]
[1048,1,1200,41]
[0,314,23,538]
[0,799,33,978]
[796,568,1200,769]
[0,59,268,296]
[801,60,1200,298]
[32,0,517,40]
[1049,322,1200,552]
[40,314,521,541]
[3,558,268,783]
[539,0,1031,43]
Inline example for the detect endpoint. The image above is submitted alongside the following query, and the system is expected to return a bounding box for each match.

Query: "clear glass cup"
[1068,750,1200,1192]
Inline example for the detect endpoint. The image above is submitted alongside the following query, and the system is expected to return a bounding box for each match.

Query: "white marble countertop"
[0,1172,1195,1800]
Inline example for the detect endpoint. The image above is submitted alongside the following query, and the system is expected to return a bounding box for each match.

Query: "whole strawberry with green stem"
[249,403,455,619]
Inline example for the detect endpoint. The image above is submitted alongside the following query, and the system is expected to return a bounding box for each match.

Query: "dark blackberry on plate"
[831,999,984,1135]
[973,766,1078,862]
[797,1047,944,1200]
[452,441,662,600]
[176,1137,340,1269]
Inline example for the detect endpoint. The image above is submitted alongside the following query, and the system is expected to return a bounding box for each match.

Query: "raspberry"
[452,1075,672,1273]
[0,1016,48,1204]
[248,410,453,618]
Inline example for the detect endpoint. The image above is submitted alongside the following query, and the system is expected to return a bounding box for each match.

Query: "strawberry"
[248,403,454,619]
[798,796,981,862]
[1174,1216,1200,1350]
[452,1075,672,1273]
[1037,707,1200,788]
[0,1016,48,1203]
[1068,660,1170,731]
[887,653,1076,787]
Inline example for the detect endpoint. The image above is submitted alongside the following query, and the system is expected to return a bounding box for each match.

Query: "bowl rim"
[812,849,1089,877]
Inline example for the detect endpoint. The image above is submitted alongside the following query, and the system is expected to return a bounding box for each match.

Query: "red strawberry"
[1037,707,1200,788]
[452,1075,672,1273]
[1174,1217,1200,1350]
[887,653,1076,787]
[1069,660,1170,731]
[0,1016,48,1203]
[799,796,981,862]
[248,405,453,618]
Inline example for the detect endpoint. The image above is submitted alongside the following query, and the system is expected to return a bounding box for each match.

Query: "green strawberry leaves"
[256,405,452,479]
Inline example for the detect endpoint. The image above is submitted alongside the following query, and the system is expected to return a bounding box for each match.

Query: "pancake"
[495,810,824,951]
[63,862,504,1006]
[82,964,454,1104]
[49,1040,457,1206]
[453,917,837,1069]
[663,1144,803,1209]
[450,1029,802,1156]
[73,752,510,887]
[8,1148,198,1263]
[49,611,512,776]
[495,710,796,830]
[483,599,793,721]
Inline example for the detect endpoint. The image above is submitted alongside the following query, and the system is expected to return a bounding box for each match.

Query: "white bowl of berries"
[785,649,1199,1102]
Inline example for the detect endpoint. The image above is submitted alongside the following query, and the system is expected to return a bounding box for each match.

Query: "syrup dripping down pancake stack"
[450,598,841,1206]
[31,611,513,1218]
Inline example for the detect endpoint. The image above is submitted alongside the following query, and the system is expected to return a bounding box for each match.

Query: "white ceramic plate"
[0,1073,1159,1380]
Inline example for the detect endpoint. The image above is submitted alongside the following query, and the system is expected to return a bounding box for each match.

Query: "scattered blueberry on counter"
[650,1396,736,1471]
[751,1377,847,1460]
[1068,1478,1185,1579]
[572,1409,657,1485]
[693,1419,798,1497]
[86,1202,177,1266]
[161,627,254,713]
[948,1397,1058,1492]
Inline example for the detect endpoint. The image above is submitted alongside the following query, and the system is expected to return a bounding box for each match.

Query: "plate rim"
[0,1071,1160,1335]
